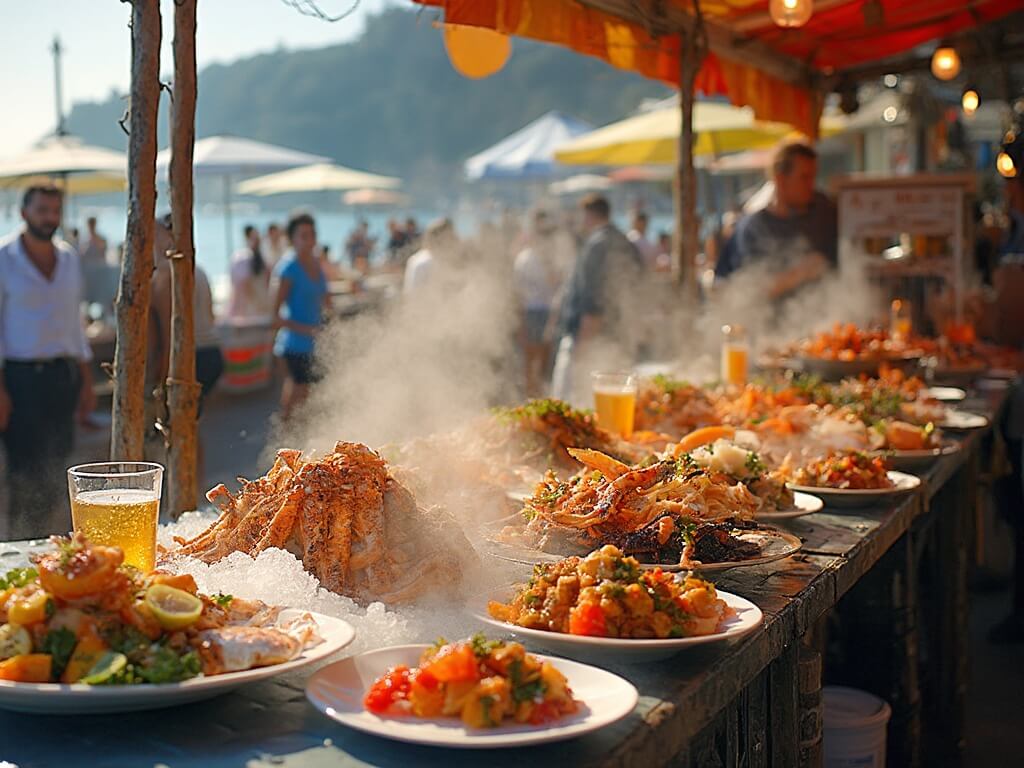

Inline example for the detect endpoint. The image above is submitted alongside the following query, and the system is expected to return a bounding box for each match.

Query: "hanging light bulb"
[997,151,1017,178]
[961,87,979,116]
[769,0,813,28]
[930,46,961,81]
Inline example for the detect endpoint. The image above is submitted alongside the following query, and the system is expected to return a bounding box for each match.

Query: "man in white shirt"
[514,210,562,396]
[0,186,94,538]
[403,217,456,295]
[627,210,659,270]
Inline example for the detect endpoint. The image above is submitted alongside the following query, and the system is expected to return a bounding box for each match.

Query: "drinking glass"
[592,371,638,439]
[67,462,164,572]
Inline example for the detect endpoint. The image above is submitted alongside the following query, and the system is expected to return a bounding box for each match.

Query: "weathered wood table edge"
[0,383,1013,768]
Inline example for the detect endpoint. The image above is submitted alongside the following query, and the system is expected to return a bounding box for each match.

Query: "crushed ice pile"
[159,511,504,655]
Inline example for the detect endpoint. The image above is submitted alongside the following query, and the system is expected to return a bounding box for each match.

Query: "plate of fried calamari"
[478,546,762,662]
[486,446,802,572]
[0,535,354,714]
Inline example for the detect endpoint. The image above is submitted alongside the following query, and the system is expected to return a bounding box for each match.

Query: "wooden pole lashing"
[110,0,161,461]
[166,0,201,516]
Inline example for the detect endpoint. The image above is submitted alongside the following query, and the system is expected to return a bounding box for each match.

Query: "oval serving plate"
[787,470,920,509]
[0,609,355,715]
[475,590,762,663]
[306,645,638,748]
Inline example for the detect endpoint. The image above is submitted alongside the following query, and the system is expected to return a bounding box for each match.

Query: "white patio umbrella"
[156,135,328,255]
[548,174,612,195]
[0,135,127,228]
[237,163,400,196]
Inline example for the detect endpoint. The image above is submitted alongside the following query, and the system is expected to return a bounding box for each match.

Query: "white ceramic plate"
[873,441,960,471]
[306,645,638,748]
[483,523,802,573]
[756,491,823,520]
[922,386,966,402]
[0,609,355,714]
[939,410,989,430]
[475,590,762,663]
[787,470,920,509]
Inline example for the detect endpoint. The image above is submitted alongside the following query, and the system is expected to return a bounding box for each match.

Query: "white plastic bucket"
[823,686,892,768]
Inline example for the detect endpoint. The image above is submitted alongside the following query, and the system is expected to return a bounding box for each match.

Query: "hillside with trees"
[66,7,670,185]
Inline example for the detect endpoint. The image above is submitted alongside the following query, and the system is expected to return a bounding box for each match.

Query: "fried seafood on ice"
[171,442,473,604]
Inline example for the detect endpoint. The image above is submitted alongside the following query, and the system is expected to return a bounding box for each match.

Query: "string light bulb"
[769,0,813,28]
[961,87,979,116]
[997,151,1017,178]
[930,46,961,81]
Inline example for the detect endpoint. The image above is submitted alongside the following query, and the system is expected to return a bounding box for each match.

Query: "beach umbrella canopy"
[0,134,126,192]
[465,111,592,180]
[157,135,328,177]
[554,101,795,166]
[156,136,329,256]
[342,188,409,207]
[236,163,400,196]
[548,174,612,196]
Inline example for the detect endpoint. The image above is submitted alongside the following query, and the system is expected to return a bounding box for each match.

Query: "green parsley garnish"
[0,567,37,590]
[212,593,234,608]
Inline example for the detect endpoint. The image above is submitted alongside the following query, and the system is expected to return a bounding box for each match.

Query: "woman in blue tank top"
[271,212,329,420]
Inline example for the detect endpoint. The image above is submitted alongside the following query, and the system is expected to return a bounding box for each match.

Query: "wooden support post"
[110,0,161,461]
[673,20,705,297]
[165,0,200,516]
[798,645,823,768]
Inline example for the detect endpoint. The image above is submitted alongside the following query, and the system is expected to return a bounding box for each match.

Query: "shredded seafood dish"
[792,323,918,360]
[0,535,319,685]
[634,376,719,436]
[791,452,894,490]
[363,635,579,728]
[488,546,734,639]
[481,398,645,473]
[498,447,767,566]
[684,437,795,513]
[172,442,473,604]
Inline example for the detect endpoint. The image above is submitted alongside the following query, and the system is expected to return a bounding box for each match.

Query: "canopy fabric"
[0,135,126,191]
[554,101,790,165]
[465,110,592,180]
[548,174,612,195]
[156,135,328,177]
[342,188,409,206]
[556,99,851,166]
[417,0,1021,136]
[236,163,400,196]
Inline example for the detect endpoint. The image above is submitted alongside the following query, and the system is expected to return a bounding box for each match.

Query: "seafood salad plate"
[306,636,638,747]
[486,445,802,572]
[0,535,354,713]
[477,546,762,661]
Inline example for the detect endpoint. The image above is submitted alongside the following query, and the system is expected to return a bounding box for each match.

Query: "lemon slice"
[79,652,127,685]
[144,584,203,630]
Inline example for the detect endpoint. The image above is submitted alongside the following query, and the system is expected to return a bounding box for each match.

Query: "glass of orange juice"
[890,299,912,343]
[67,462,164,572]
[592,371,638,439]
[720,324,749,387]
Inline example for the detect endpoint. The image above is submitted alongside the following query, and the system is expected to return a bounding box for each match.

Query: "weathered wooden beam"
[166,0,200,516]
[578,0,815,88]
[110,0,161,461]
[673,23,704,295]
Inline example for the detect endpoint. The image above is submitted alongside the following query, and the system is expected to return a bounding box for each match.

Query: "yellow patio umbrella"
[555,101,846,166]
[0,135,127,193]
[554,102,793,166]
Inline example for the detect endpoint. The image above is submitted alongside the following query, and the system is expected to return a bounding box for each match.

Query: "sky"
[0,0,394,156]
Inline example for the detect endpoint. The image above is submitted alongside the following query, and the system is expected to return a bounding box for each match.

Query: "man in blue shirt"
[716,141,837,302]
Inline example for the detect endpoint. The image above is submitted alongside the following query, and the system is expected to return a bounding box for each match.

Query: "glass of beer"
[592,371,638,439]
[67,462,164,572]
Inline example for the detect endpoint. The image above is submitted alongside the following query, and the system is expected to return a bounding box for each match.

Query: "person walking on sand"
[228,224,270,319]
[79,216,108,265]
[272,212,330,421]
[0,185,95,538]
